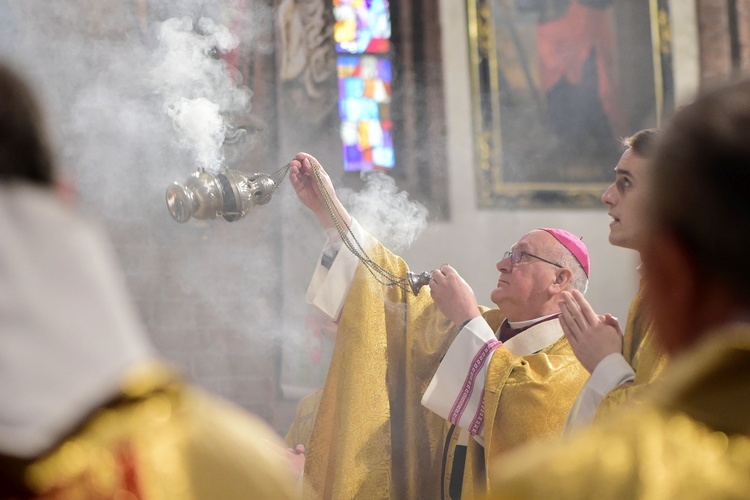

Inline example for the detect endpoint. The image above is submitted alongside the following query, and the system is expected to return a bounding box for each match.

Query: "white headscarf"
[0,184,154,458]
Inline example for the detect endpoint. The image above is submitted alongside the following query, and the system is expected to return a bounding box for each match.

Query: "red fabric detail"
[468,389,486,436]
[448,339,503,426]
[535,1,625,135]
[115,443,142,498]
[225,0,247,85]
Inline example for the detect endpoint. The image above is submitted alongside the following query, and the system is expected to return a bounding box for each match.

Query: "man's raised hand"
[289,152,351,230]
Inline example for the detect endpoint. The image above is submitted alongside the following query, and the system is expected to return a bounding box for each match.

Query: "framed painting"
[468,0,674,208]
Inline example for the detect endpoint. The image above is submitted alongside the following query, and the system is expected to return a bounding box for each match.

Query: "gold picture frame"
[468,0,673,208]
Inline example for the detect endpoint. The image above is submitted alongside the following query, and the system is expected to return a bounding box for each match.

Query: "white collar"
[507,313,559,330]
[0,185,154,458]
[503,316,564,356]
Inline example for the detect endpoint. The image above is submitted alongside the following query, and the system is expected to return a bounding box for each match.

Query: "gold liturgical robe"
[303,222,588,499]
[459,329,588,498]
[1,364,298,499]
[303,237,457,498]
[489,322,750,499]
[594,284,668,421]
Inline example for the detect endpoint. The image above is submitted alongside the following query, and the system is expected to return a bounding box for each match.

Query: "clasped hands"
[559,290,623,373]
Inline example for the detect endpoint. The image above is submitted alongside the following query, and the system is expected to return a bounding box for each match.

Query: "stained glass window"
[334,0,394,171]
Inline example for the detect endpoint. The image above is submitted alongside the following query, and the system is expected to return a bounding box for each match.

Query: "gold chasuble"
[595,284,668,421]
[2,363,297,499]
[303,240,458,498]
[489,322,750,499]
[461,333,587,498]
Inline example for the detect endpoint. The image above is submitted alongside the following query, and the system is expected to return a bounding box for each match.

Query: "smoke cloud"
[151,16,251,171]
[342,172,428,253]
[0,0,432,427]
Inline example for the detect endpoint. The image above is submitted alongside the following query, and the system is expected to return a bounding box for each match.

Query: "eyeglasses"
[502,248,563,271]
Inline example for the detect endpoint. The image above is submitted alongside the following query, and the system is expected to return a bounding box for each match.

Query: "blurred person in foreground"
[289,152,589,498]
[562,128,668,431]
[489,79,750,498]
[0,61,298,499]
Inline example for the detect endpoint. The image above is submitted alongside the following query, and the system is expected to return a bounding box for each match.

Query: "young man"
[561,129,668,430]
[289,152,589,498]
[489,78,750,498]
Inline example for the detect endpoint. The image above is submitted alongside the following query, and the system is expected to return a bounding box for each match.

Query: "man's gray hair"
[553,246,589,294]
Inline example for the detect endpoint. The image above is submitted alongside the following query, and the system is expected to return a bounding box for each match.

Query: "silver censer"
[166,168,278,223]
[165,163,433,296]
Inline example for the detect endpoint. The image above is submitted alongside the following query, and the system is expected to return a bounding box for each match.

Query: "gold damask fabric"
[462,329,589,498]
[3,363,298,499]
[303,240,458,499]
[285,389,324,450]
[489,323,750,499]
[595,285,669,421]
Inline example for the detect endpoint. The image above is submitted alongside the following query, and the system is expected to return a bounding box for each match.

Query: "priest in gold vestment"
[489,79,750,498]
[0,62,297,499]
[288,152,590,498]
[562,129,668,431]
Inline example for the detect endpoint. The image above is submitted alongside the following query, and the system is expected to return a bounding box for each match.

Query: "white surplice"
[563,352,635,432]
[421,314,563,444]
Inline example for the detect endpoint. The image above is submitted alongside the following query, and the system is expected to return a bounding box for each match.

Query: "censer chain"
[219,160,414,293]
[221,163,292,218]
[310,162,413,293]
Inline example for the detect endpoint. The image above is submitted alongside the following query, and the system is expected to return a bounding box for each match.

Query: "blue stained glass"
[345,144,362,162]
[343,77,365,98]
[343,99,363,121]
[377,59,392,81]
[382,129,393,149]
[338,99,349,120]
[360,100,379,120]
[356,31,372,54]
[334,1,394,171]
[373,147,395,168]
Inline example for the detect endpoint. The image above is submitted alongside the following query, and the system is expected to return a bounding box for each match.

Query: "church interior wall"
[401,0,700,328]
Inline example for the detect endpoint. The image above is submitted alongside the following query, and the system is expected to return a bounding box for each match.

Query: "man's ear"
[551,268,573,293]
